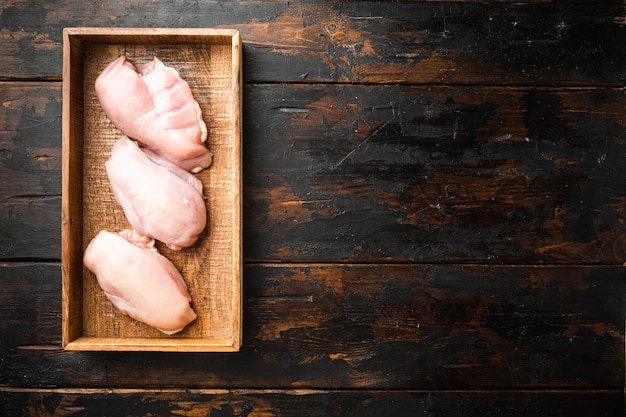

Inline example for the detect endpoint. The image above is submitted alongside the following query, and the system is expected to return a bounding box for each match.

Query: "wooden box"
[61,28,242,351]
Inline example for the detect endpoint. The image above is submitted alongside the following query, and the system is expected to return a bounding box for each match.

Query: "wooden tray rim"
[61,27,243,352]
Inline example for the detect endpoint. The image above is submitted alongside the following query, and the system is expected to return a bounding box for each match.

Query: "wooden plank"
[0,197,60,260]
[2,82,624,263]
[1,2,625,85]
[0,263,61,346]
[1,263,623,389]
[0,388,623,417]
[243,84,626,263]
[0,82,61,199]
[0,82,62,260]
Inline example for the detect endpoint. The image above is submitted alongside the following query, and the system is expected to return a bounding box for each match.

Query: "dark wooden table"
[1,1,625,415]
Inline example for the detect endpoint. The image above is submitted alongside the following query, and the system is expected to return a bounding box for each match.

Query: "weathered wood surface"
[1,388,623,417]
[0,83,61,260]
[1,263,623,389]
[1,0,625,415]
[1,1,625,86]
[243,84,625,263]
[2,83,624,263]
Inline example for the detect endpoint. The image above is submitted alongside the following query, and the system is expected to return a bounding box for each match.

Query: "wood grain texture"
[244,84,626,263]
[1,0,624,414]
[1,263,623,389]
[0,388,623,417]
[1,2,625,85]
[2,83,624,263]
[0,83,61,260]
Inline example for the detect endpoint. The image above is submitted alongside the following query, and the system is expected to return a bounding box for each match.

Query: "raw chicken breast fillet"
[95,55,212,173]
[83,229,197,335]
[106,136,206,250]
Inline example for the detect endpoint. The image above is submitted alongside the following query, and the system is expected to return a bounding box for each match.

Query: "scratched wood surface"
[1,0,625,416]
[0,389,623,417]
[4,83,625,263]
[1,2,626,86]
[1,263,623,389]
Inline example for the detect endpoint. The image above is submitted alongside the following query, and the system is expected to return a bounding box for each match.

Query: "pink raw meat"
[95,55,212,173]
[106,136,206,250]
[83,229,197,335]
